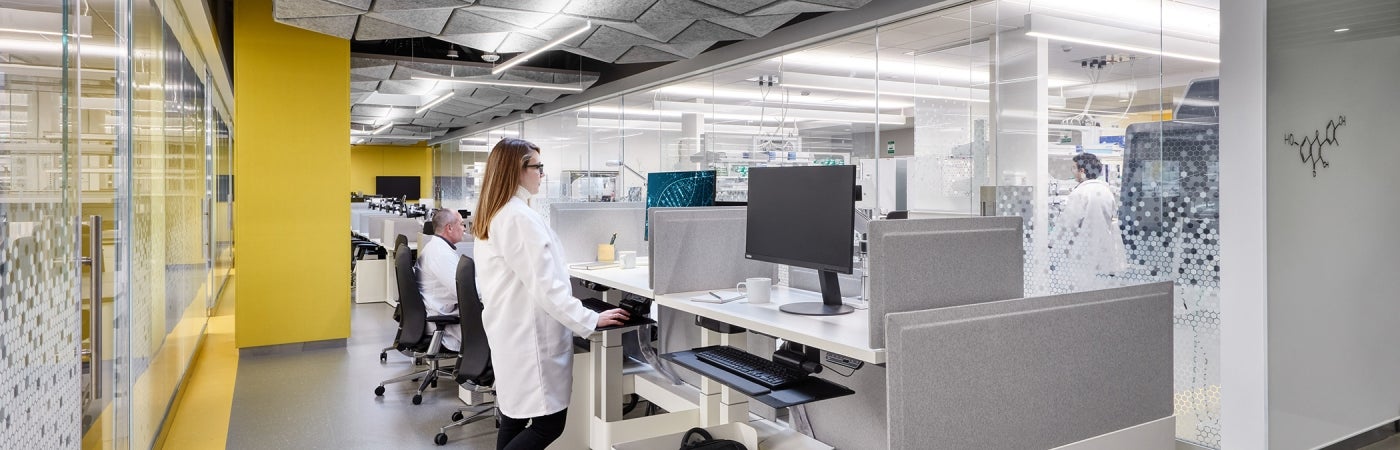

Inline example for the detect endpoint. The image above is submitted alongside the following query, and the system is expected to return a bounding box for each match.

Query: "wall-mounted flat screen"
[376,176,421,200]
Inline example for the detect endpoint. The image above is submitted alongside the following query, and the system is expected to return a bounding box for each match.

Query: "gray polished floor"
[1365,434,1400,450]
[228,302,498,449]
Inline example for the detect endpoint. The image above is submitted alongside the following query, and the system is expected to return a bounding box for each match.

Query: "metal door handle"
[80,215,102,400]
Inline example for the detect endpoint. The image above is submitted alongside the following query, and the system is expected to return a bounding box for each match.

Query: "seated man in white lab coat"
[417,209,467,351]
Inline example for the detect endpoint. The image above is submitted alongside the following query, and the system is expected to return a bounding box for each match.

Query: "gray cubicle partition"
[648,207,777,390]
[388,217,423,244]
[548,202,646,263]
[866,216,1024,347]
[804,216,1026,450]
[884,282,1174,449]
[648,207,774,295]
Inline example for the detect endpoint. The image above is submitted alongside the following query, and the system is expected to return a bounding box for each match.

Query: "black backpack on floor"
[679,428,747,450]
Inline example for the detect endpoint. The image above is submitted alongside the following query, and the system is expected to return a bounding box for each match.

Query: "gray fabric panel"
[884,282,1175,450]
[867,216,1024,348]
[805,359,888,449]
[548,202,647,264]
[648,207,775,295]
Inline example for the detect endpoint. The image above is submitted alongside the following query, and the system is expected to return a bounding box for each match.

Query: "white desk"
[566,260,652,298]
[563,264,701,449]
[654,287,885,365]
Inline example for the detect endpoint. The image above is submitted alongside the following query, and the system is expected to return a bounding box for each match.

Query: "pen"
[609,233,617,245]
[710,292,723,300]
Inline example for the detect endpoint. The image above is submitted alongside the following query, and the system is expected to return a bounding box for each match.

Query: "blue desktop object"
[645,170,717,239]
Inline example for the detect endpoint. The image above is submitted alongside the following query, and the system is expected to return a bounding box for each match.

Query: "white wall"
[1266,34,1400,449]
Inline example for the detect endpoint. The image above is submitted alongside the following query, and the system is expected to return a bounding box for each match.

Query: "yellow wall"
[350,144,433,200]
[232,0,349,348]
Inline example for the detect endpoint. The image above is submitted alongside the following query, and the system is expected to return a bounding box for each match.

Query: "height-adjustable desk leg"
[698,329,749,426]
[591,328,626,423]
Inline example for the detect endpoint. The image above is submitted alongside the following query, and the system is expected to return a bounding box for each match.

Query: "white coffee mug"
[736,277,772,304]
[618,251,637,269]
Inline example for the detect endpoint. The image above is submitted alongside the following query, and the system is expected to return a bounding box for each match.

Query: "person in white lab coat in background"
[471,138,629,450]
[1054,152,1129,291]
[417,208,467,351]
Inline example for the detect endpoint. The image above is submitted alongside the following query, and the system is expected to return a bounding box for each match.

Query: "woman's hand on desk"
[596,308,630,329]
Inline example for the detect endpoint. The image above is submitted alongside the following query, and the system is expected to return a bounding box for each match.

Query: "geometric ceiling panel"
[327,0,372,10]
[560,0,655,21]
[354,16,433,40]
[372,0,472,12]
[274,0,364,19]
[749,0,846,15]
[697,0,780,15]
[477,0,570,13]
[274,0,873,63]
[367,8,457,34]
[277,15,359,39]
[672,19,759,41]
[347,54,600,146]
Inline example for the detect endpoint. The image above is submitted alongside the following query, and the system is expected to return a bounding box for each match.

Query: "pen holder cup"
[597,244,616,262]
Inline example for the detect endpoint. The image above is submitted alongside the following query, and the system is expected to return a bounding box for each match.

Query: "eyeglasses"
[523,163,545,173]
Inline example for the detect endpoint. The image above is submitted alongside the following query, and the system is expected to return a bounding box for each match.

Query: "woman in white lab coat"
[1054,153,1128,291]
[471,138,629,450]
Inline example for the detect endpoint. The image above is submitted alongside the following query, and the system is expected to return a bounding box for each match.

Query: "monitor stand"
[780,270,855,316]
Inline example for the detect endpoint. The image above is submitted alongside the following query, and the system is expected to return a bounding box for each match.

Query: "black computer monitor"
[745,165,856,316]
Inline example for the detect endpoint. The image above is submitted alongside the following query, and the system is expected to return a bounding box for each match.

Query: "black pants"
[496,408,568,450]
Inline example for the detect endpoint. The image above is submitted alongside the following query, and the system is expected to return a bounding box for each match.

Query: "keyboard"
[693,346,808,391]
[579,297,616,314]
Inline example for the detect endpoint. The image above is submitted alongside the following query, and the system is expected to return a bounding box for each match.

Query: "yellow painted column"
[233,0,350,347]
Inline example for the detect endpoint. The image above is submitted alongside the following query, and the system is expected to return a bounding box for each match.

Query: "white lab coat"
[475,187,600,419]
[1054,178,1128,291]
[418,235,462,351]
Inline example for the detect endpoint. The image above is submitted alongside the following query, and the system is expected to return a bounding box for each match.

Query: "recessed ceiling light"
[1334,28,1350,33]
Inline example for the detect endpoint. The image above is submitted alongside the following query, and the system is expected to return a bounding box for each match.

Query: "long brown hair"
[472,137,540,240]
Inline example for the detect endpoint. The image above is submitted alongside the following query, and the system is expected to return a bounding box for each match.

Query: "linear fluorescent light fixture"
[492,21,592,74]
[411,75,584,92]
[781,83,989,103]
[905,37,990,57]
[1024,31,1220,63]
[0,27,92,38]
[372,123,393,135]
[415,91,455,114]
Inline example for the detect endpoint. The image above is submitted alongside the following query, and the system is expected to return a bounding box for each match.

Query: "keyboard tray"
[662,346,855,409]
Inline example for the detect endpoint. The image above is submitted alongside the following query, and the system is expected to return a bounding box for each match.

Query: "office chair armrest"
[426,315,460,325]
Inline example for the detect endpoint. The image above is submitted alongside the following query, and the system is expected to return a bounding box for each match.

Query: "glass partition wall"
[437,1,1221,446]
[0,0,233,447]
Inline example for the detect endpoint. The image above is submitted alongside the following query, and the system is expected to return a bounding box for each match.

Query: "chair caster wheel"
[451,411,464,421]
[374,386,385,396]
[379,352,387,363]
[412,394,423,405]
[430,380,438,388]
[434,433,448,446]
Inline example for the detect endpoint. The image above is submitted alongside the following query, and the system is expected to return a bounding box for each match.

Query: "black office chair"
[374,242,458,405]
[378,234,413,362]
[885,210,909,220]
[434,255,498,445]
